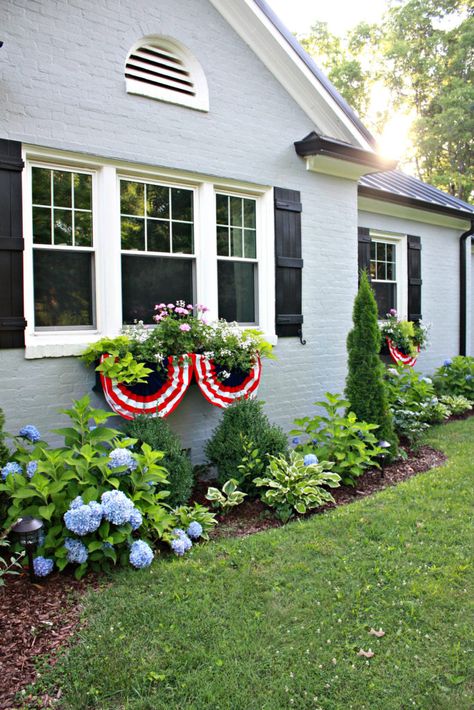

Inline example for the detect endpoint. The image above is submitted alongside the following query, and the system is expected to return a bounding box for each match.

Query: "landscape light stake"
[378,441,391,479]
[11,516,43,582]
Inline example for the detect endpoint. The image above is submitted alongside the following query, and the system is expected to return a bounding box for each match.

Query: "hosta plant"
[439,394,472,415]
[254,452,340,523]
[205,479,247,512]
[290,393,385,485]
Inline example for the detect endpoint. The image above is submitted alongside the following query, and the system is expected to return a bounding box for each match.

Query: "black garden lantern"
[11,516,43,582]
[377,440,391,478]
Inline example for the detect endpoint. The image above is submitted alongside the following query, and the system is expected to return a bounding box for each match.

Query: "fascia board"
[209,0,373,150]
[358,196,472,231]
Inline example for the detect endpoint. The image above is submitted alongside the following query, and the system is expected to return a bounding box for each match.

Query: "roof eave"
[295,132,397,174]
[358,185,474,221]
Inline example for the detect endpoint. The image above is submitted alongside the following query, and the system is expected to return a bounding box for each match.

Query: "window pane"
[217,226,229,256]
[53,171,72,208]
[148,220,170,252]
[171,188,193,222]
[74,173,92,210]
[243,199,256,229]
[75,211,93,247]
[376,242,386,261]
[386,261,395,281]
[122,255,194,324]
[34,250,94,327]
[244,229,256,259]
[32,168,51,205]
[373,282,396,319]
[172,222,193,254]
[218,261,255,323]
[230,196,242,227]
[147,185,169,219]
[370,242,376,260]
[386,243,395,262]
[369,261,376,279]
[121,217,145,250]
[230,227,243,257]
[54,209,73,246]
[33,207,51,244]
[121,181,144,216]
[216,194,228,225]
[376,261,385,280]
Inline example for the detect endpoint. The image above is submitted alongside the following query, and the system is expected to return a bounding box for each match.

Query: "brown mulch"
[0,572,99,710]
[0,439,451,708]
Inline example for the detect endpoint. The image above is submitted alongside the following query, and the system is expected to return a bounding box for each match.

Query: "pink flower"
[179,324,191,332]
[187,304,193,310]
[167,303,175,309]
[197,304,209,313]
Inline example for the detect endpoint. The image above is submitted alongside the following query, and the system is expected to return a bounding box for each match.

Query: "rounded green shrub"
[205,398,288,488]
[124,416,194,506]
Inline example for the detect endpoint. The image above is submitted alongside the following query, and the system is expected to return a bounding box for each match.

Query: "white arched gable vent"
[125,36,209,112]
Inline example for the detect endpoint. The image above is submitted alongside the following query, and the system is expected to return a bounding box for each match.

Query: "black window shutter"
[407,234,422,321]
[274,187,303,338]
[0,139,26,348]
[358,226,371,280]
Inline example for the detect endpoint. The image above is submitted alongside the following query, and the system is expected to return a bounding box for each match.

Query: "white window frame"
[22,146,276,358]
[370,230,408,320]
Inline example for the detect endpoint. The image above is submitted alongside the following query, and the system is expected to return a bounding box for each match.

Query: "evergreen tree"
[345,271,397,455]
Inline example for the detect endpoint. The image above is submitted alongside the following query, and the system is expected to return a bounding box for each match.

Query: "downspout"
[459,220,474,355]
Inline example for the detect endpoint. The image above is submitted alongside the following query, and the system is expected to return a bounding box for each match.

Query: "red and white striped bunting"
[386,338,420,368]
[99,354,192,419]
[192,354,261,408]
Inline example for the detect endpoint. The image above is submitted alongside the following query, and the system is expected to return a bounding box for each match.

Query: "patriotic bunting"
[386,338,420,368]
[192,354,261,408]
[99,354,192,419]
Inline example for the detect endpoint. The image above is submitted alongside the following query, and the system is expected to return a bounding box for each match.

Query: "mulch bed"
[0,436,454,708]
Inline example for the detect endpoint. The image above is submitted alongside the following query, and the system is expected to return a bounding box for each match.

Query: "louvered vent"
[125,38,209,111]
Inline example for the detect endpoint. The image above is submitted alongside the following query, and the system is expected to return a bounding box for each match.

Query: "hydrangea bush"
[433,356,474,401]
[0,396,213,578]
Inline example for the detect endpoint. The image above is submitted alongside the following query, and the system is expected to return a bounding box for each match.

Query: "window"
[216,193,257,323]
[31,166,95,329]
[120,179,195,323]
[369,233,407,319]
[125,37,209,112]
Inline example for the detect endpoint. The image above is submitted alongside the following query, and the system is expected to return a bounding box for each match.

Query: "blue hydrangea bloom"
[129,507,143,531]
[172,528,192,552]
[33,556,54,577]
[170,537,187,556]
[26,460,38,479]
[187,521,203,540]
[70,496,84,509]
[101,490,135,526]
[19,425,41,443]
[292,437,300,445]
[102,542,114,550]
[303,454,319,466]
[444,359,452,367]
[129,540,153,569]
[108,448,138,472]
[64,538,88,564]
[64,501,103,536]
[1,462,22,481]
[312,439,319,446]
[421,376,432,384]
[466,375,472,381]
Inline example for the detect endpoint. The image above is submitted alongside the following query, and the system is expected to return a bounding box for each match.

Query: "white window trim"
[370,230,408,320]
[22,146,276,359]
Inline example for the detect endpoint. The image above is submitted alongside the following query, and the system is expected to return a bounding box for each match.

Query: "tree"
[345,271,398,456]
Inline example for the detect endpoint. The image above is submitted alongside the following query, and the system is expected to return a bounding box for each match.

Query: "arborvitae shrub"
[124,415,193,506]
[0,408,9,468]
[345,270,398,456]
[205,398,288,488]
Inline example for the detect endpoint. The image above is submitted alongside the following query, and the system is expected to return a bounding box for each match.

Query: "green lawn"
[36,419,473,709]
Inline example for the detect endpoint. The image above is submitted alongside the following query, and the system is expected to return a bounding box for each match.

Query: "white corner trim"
[209,0,372,150]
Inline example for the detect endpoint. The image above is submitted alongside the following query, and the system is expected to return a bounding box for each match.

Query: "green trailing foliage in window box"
[380,310,429,357]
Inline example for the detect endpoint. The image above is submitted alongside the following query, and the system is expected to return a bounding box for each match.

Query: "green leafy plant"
[205,479,247,513]
[433,356,474,401]
[95,352,153,385]
[345,270,397,455]
[291,393,385,485]
[380,311,429,357]
[0,396,173,578]
[439,394,472,416]
[0,407,9,468]
[124,416,194,507]
[235,435,265,494]
[254,451,340,522]
[169,503,217,541]
[205,399,288,488]
[0,529,25,586]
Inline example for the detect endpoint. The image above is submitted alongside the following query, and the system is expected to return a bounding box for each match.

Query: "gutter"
[460,220,474,355]
[295,132,397,173]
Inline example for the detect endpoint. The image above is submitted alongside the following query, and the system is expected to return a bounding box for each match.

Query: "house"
[1,0,473,461]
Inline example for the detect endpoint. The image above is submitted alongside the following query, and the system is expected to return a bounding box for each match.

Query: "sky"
[265,0,389,35]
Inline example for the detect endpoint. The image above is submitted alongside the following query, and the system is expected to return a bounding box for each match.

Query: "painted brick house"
[1,0,473,461]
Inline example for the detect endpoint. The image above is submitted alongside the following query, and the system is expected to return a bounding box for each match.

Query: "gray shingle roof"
[359,171,474,219]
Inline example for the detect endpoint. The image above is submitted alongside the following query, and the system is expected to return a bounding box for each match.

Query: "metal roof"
[359,170,474,219]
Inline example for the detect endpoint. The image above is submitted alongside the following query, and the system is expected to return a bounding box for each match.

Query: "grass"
[36,419,473,709]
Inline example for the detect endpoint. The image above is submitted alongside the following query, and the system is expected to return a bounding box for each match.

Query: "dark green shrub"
[0,408,9,468]
[205,399,288,489]
[125,416,193,506]
[345,270,397,456]
[433,356,474,400]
